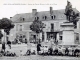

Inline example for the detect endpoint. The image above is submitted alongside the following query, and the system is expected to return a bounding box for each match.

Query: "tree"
[30,19,45,43]
[0,18,14,52]
[0,18,14,45]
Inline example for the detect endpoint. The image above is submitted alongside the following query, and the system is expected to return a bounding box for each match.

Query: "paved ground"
[0,55,80,60]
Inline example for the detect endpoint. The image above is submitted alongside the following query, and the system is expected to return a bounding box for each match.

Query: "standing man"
[37,42,41,54]
[7,40,11,49]
[2,42,5,53]
[65,48,69,56]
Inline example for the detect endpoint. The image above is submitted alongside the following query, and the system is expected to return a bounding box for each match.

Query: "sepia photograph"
[0,0,80,60]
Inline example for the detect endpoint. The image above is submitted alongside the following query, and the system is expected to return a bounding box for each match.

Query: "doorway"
[47,32,57,41]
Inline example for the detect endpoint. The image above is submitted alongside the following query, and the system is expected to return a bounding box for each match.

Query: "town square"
[0,0,80,60]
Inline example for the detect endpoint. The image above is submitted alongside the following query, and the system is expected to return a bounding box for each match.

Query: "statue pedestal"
[60,22,76,46]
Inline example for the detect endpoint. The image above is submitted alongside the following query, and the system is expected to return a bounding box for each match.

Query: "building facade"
[9,7,80,44]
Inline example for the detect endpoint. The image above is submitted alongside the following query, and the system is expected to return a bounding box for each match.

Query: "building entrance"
[47,32,57,41]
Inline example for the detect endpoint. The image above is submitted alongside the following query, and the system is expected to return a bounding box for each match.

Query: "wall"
[9,19,66,42]
[62,30,74,45]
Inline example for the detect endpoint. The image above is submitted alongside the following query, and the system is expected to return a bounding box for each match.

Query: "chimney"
[50,7,53,15]
[32,9,37,16]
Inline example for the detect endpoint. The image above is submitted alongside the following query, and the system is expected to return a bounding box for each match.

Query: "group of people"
[36,39,80,57]
[64,48,80,57]
[0,38,79,57]
[36,37,59,55]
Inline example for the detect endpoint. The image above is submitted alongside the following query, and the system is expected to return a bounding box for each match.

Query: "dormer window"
[51,15,56,19]
[51,16,53,19]
[35,16,39,20]
[43,16,47,20]
[23,18,25,21]
[20,17,25,22]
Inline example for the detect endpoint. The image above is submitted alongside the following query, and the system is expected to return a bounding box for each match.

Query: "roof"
[11,8,79,23]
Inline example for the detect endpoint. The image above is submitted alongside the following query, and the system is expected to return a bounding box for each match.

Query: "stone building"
[9,7,80,45]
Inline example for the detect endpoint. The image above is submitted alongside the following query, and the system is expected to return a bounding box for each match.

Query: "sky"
[0,0,80,19]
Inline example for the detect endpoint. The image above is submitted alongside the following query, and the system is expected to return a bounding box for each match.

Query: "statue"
[65,1,79,28]
[72,12,79,28]
[65,1,73,21]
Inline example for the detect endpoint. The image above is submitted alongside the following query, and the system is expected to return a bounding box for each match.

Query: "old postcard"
[0,0,80,60]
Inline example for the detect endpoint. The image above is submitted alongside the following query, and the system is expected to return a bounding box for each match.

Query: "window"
[51,23,54,29]
[23,18,25,21]
[74,21,77,29]
[44,16,47,20]
[59,31,63,40]
[76,33,79,40]
[74,33,79,44]
[59,36,62,40]
[51,15,56,19]
[20,25,22,31]
[23,35,26,38]
[51,23,54,32]
[37,17,39,20]
[43,16,47,20]
[20,17,25,22]
[35,16,39,20]
[51,16,53,19]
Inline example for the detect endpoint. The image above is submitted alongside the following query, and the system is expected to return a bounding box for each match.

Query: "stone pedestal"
[60,22,76,45]
[63,30,74,45]
[77,20,80,44]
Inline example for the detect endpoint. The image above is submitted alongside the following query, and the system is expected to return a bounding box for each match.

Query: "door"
[47,32,57,41]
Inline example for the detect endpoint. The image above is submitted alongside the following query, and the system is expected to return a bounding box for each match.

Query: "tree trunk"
[6,34,10,44]
[39,33,42,43]
[1,29,6,52]
[36,33,42,43]
[6,35,8,42]
[1,29,6,43]
[36,33,38,43]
